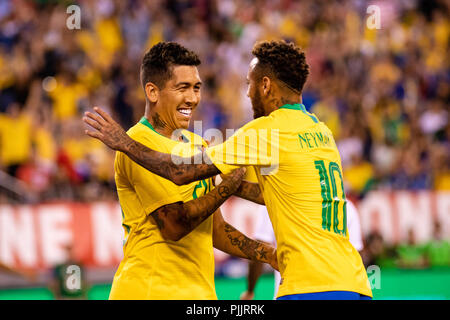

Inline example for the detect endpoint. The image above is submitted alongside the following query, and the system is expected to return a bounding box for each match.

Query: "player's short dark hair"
[140,42,201,89]
[251,40,309,93]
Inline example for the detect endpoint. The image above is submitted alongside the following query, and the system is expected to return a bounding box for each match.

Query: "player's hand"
[219,169,241,182]
[240,291,255,300]
[83,107,132,152]
[220,168,246,194]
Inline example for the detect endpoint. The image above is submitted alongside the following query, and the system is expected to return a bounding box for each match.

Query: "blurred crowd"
[0,0,449,204]
[361,220,449,269]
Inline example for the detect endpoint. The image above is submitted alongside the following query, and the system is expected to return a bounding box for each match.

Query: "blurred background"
[0,0,449,300]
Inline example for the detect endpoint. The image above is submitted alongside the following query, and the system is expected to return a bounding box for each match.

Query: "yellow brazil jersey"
[110,117,215,300]
[0,113,32,166]
[206,103,372,298]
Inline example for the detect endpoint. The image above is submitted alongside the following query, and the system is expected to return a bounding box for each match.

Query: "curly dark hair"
[251,40,309,93]
[140,42,201,89]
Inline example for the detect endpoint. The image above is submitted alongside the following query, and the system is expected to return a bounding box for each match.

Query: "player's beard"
[251,89,265,119]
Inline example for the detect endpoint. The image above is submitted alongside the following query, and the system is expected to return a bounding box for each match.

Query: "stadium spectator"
[423,221,450,267]
[0,0,448,203]
[396,228,428,269]
[361,232,397,269]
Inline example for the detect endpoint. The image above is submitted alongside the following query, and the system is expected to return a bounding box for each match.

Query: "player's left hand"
[83,107,132,152]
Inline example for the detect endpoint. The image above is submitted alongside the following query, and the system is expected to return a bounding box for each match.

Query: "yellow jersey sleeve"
[116,152,183,216]
[243,165,259,183]
[134,164,183,215]
[205,117,279,175]
[207,106,372,298]
[111,122,216,300]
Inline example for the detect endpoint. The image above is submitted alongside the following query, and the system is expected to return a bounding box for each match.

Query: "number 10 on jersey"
[314,160,347,236]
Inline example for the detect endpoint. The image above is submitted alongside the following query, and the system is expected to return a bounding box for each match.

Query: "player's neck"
[154,125,175,139]
[280,96,301,107]
[144,109,177,140]
[279,89,302,107]
[266,94,301,115]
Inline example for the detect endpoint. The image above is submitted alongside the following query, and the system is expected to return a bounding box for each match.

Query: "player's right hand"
[217,168,246,196]
[83,106,132,152]
[220,167,246,183]
[220,167,246,193]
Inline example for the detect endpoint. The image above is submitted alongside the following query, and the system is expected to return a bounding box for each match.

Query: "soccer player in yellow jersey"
[85,40,373,300]
[84,42,278,300]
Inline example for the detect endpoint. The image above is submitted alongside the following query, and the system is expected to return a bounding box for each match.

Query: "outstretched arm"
[212,210,278,271]
[83,107,220,185]
[84,107,266,204]
[150,168,246,241]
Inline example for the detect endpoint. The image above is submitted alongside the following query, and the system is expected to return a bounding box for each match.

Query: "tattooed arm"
[234,181,265,205]
[83,107,220,185]
[84,107,265,204]
[150,168,246,241]
[212,210,278,271]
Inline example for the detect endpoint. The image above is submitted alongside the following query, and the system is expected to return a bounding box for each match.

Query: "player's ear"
[262,76,271,96]
[145,82,159,103]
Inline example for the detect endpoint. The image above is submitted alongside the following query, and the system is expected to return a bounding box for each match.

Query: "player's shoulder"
[273,106,321,130]
[127,122,149,139]
[240,108,312,132]
[114,123,153,167]
[127,121,169,150]
[237,115,274,133]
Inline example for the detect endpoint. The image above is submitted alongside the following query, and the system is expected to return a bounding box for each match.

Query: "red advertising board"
[0,202,123,270]
[0,192,448,270]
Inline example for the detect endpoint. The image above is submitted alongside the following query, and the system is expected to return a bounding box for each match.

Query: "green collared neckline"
[139,116,161,135]
[139,116,189,142]
[279,103,318,123]
[278,103,307,111]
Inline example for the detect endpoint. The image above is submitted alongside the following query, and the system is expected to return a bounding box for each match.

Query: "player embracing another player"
[84,40,372,300]
[83,42,278,300]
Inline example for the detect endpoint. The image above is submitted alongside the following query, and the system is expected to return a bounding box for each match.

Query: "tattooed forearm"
[212,213,278,270]
[181,168,245,228]
[123,139,220,185]
[151,168,246,241]
[218,186,231,198]
[84,108,220,185]
[234,181,265,205]
[223,223,271,263]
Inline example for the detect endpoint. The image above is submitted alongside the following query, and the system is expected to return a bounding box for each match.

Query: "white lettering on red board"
[0,206,37,268]
[38,205,73,266]
[90,203,123,266]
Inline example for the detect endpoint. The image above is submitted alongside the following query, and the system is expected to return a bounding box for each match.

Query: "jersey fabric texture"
[110,117,216,300]
[206,104,372,298]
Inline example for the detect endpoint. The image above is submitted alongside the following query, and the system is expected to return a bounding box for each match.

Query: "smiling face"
[153,65,202,130]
